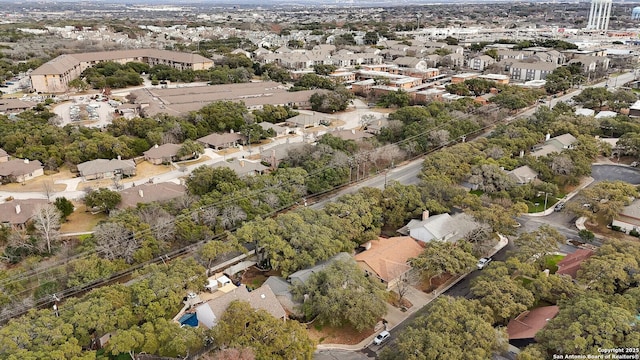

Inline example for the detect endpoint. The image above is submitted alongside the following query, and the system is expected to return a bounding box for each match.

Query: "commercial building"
[587,0,612,31]
[30,49,214,93]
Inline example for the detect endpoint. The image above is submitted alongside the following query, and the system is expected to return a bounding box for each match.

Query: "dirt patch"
[387,291,413,309]
[240,266,281,289]
[60,203,107,233]
[308,323,374,345]
[415,273,454,293]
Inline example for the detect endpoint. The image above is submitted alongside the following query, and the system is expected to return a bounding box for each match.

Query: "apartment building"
[30,49,214,93]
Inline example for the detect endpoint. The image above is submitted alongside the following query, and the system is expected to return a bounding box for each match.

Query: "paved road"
[591,164,640,184]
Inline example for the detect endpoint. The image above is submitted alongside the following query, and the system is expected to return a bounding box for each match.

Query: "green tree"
[513,225,563,264]
[573,180,638,223]
[379,296,506,360]
[470,262,536,323]
[377,90,411,108]
[53,197,74,220]
[309,87,353,113]
[186,166,246,197]
[292,259,387,332]
[537,295,639,356]
[313,64,337,76]
[528,273,584,304]
[198,236,246,269]
[176,139,204,160]
[577,239,640,295]
[83,188,122,214]
[210,301,315,360]
[573,87,611,109]
[410,241,477,283]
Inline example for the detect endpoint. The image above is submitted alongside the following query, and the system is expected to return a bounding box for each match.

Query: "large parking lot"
[53,96,120,128]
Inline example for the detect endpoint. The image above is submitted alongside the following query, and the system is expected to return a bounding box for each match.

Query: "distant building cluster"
[29,49,213,93]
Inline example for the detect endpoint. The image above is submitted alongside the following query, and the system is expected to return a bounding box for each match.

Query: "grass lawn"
[544,254,565,273]
[469,189,484,196]
[517,276,534,287]
[527,195,560,213]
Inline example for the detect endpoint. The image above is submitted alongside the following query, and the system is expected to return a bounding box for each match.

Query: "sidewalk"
[525,176,594,217]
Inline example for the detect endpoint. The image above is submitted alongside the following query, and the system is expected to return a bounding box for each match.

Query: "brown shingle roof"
[0,199,49,225]
[197,133,246,148]
[143,143,181,159]
[205,284,286,325]
[355,236,424,282]
[0,159,43,177]
[77,158,136,177]
[507,306,559,340]
[117,182,186,209]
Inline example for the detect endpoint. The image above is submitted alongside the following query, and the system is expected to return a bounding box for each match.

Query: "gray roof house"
[286,252,352,286]
[77,158,136,180]
[0,159,44,183]
[531,133,578,158]
[507,165,538,185]
[117,182,187,209]
[143,143,182,165]
[398,211,479,244]
[195,283,286,329]
[0,199,49,229]
[258,122,289,137]
[197,133,247,150]
[210,159,268,177]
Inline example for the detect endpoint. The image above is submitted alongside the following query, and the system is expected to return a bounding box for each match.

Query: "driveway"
[591,164,640,184]
[314,349,373,360]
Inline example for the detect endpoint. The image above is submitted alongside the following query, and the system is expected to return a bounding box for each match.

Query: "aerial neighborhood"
[0,1,639,360]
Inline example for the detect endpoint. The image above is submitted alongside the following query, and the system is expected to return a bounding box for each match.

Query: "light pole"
[544,192,551,211]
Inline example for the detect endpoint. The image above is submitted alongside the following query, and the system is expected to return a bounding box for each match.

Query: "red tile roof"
[556,249,594,279]
[507,306,559,340]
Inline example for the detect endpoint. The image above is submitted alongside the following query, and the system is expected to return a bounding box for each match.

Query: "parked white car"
[477,257,492,270]
[373,330,390,345]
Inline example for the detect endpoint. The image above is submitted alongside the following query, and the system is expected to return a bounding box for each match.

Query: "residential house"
[556,249,595,279]
[496,50,526,62]
[398,210,479,244]
[194,284,286,329]
[258,122,289,137]
[424,54,440,67]
[0,148,9,163]
[575,108,596,117]
[285,112,323,128]
[0,98,36,114]
[76,158,136,180]
[263,276,300,316]
[530,133,577,158]
[364,117,390,135]
[327,129,375,142]
[197,133,247,150]
[260,143,304,169]
[595,111,618,119]
[507,306,559,348]
[0,159,44,183]
[612,198,640,233]
[210,159,268,177]
[143,143,183,165]
[116,182,187,209]
[0,199,49,230]
[468,55,496,71]
[354,236,424,289]
[286,252,352,286]
[509,62,558,81]
[507,165,538,185]
[629,100,640,117]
